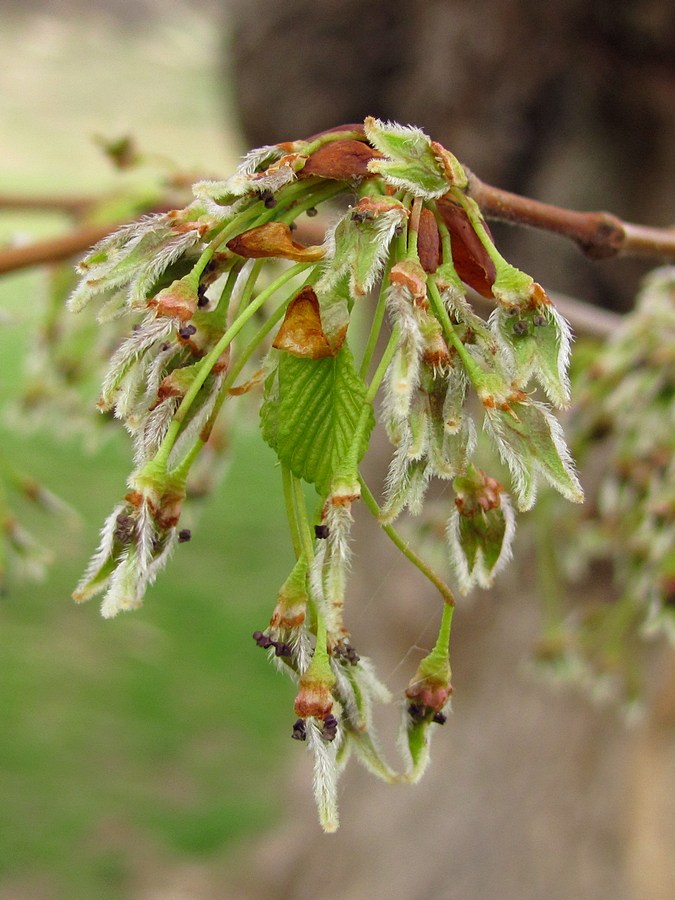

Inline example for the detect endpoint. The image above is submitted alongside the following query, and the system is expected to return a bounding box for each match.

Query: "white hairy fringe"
[317,204,407,297]
[135,501,157,576]
[318,502,354,638]
[381,445,431,523]
[363,119,448,199]
[73,502,127,602]
[306,719,340,833]
[442,365,469,434]
[100,316,174,411]
[382,333,423,425]
[446,492,516,594]
[99,549,139,618]
[483,409,537,511]
[396,704,431,783]
[69,215,173,312]
[193,145,288,205]
[331,661,362,726]
[347,208,408,297]
[545,304,573,406]
[235,143,285,178]
[365,118,431,147]
[441,285,497,347]
[99,528,178,619]
[488,304,573,408]
[484,402,583,511]
[128,229,203,308]
[133,399,176,466]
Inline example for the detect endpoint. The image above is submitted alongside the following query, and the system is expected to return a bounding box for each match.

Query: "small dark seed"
[274,642,293,658]
[512,320,529,336]
[432,712,447,725]
[160,343,171,352]
[178,529,192,543]
[314,524,330,539]
[197,286,209,308]
[306,207,318,217]
[289,221,297,232]
[178,324,197,339]
[533,315,547,327]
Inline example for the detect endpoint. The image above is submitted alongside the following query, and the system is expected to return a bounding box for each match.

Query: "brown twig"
[0,223,121,276]
[0,193,94,216]
[1,157,673,282]
[464,169,675,261]
[0,204,174,277]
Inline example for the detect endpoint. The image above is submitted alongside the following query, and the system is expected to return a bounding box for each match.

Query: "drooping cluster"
[533,267,674,709]
[69,118,583,830]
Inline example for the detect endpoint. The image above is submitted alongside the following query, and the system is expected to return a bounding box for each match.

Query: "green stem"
[359,476,456,607]
[278,181,346,225]
[449,188,510,271]
[427,278,488,387]
[191,245,216,281]
[232,259,264,322]
[407,197,423,258]
[282,464,303,560]
[302,129,369,156]
[358,262,391,379]
[152,261,313,470]
[342,326,400,478]
[292,475,316,565]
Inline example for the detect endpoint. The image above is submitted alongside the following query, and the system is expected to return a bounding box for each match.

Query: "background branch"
[465,169,675,261]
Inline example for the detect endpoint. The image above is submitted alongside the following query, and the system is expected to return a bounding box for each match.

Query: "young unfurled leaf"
[273,286,335,358]
[447,468,516,593]
[484,397,584,510]
[261,345,374,495]
[69,215,203,313]
[318,197,407,300]
[491,282,572,407]
[269,555,309,632]
[399,603,453,782]
[364,117,449,198]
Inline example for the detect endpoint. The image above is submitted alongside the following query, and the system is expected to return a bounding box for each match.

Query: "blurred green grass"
[0,11,297,899]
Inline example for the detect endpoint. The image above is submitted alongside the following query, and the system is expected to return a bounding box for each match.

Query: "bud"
[447,467,516,593]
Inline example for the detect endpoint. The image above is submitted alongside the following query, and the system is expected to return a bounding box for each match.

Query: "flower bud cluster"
[67,118,590,829]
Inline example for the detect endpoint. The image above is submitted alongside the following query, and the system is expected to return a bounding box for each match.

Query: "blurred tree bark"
[226,3,675,899]
[229,0,674,311]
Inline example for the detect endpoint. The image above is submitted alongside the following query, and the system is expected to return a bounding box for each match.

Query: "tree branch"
[0,223,121,276]
[464,169,675,261]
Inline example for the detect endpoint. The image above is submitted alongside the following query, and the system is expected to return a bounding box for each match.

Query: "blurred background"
[0,1,673,898]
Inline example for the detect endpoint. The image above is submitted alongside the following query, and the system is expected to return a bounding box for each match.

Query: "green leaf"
[486,399,583,510]
[364,118,449,198]
[317,198,407,299]
[401,716,432,783]
[492,299,572,408]
[261,345,374,495]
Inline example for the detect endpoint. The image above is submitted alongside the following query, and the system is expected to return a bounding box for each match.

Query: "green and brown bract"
[69,118,582,831]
